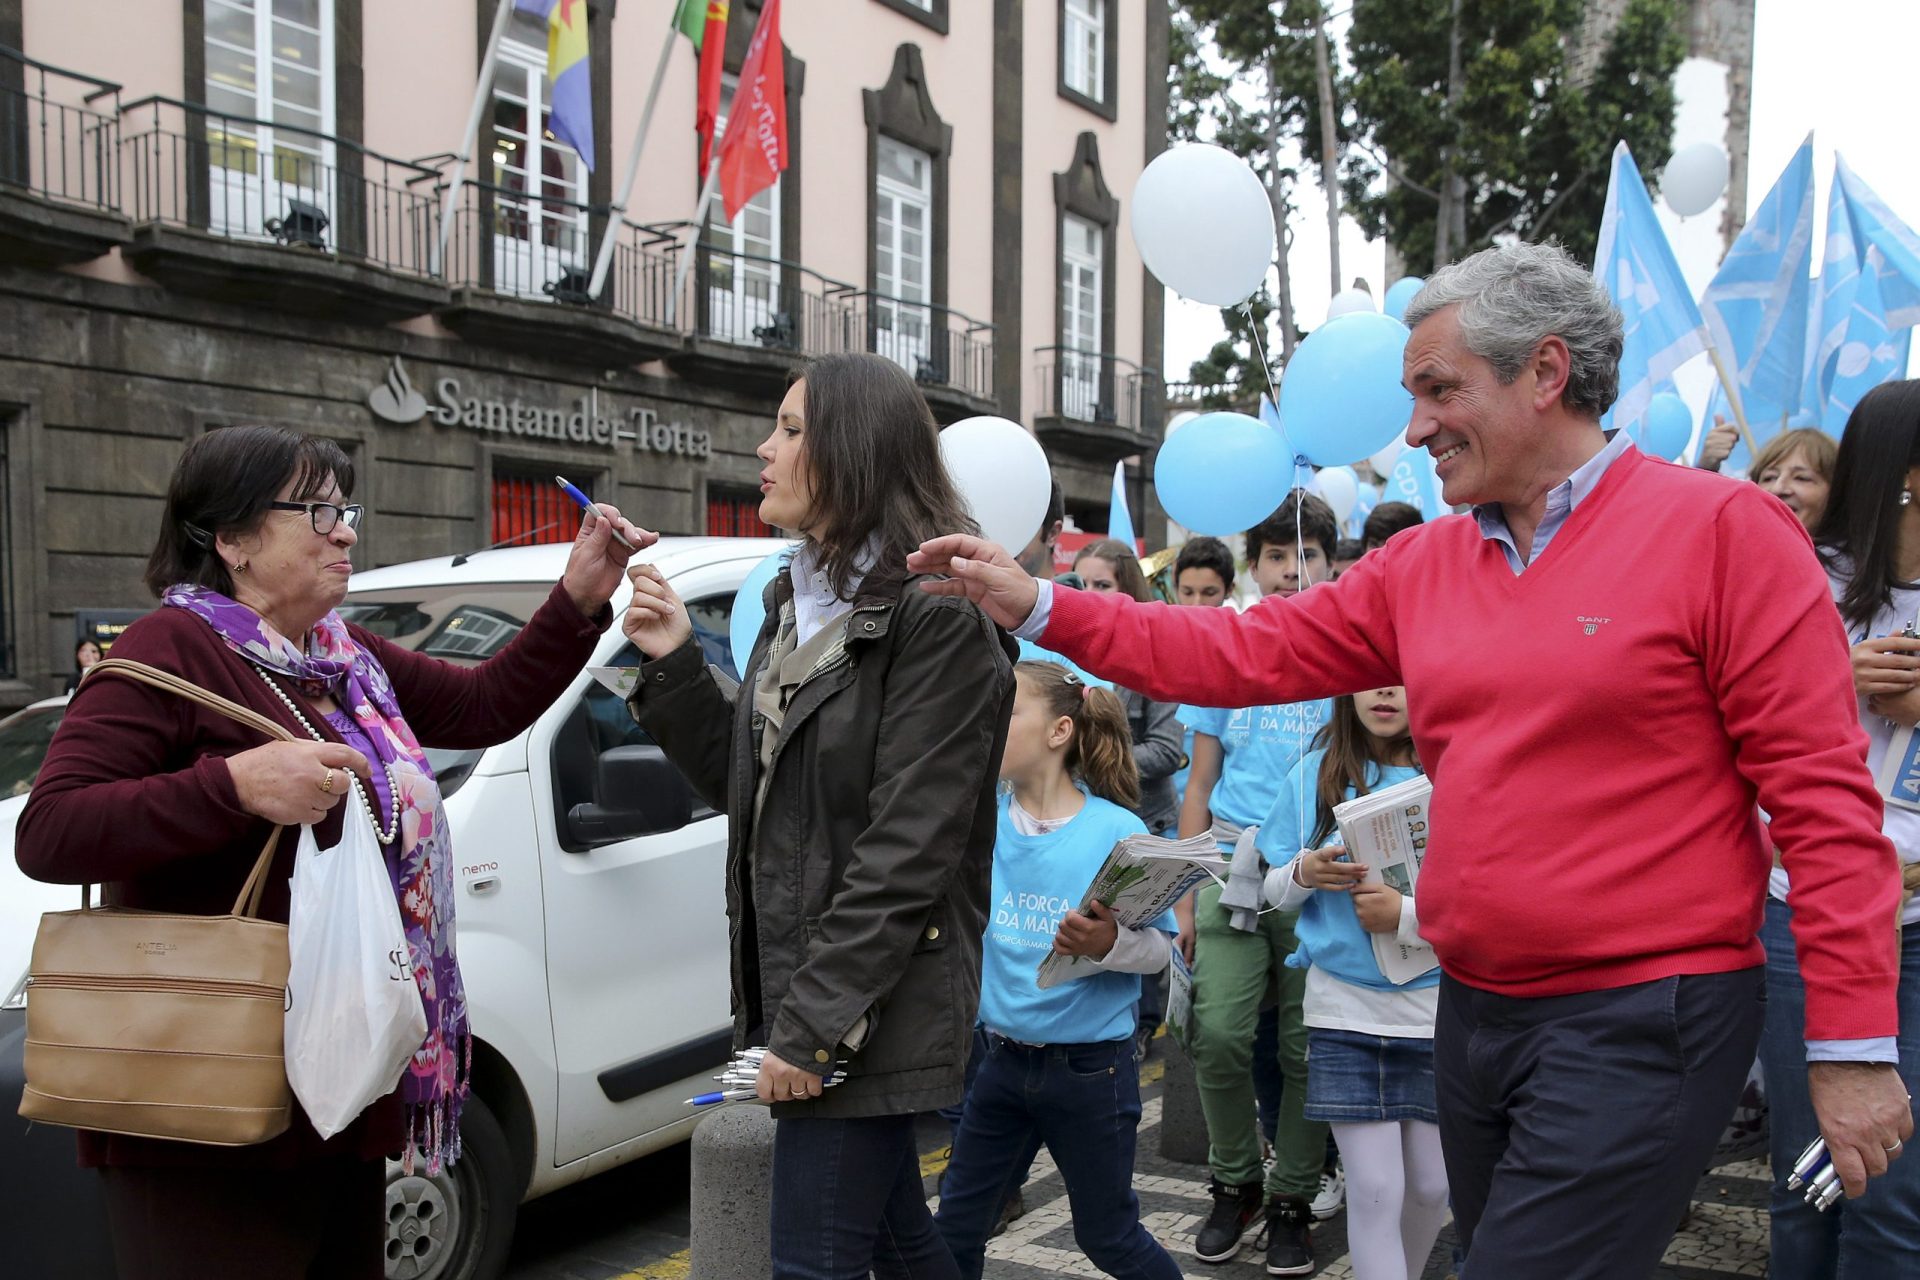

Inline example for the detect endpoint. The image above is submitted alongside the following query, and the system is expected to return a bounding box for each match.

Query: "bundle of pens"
[1786,1136,1846,1211]
[686,1047,850,1106]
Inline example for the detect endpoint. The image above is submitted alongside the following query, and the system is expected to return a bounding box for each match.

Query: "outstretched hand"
[562,505,657,618]
[907,535,1041,632]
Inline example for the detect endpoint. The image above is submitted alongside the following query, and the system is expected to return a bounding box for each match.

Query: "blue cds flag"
[1386,447,1442,520]
[1107,461,1136,550]
[1594,142,1709,432]
[1800,157,1915,432]
[1698,134,1814,460]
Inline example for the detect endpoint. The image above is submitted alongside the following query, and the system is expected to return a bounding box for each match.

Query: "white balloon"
[1130,144,1276,307]
[939,416,1052,551]
[1310,465,1360,524]
[1368,439,1405,480]
[1327,288,1376,322]
[1662,142,1729,218]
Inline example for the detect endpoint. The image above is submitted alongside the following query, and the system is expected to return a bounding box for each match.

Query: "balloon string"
[1239,300,1314,866]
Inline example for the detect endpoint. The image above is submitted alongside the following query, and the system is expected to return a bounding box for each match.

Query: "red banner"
[695,2,728,179]
[714,0,786,220]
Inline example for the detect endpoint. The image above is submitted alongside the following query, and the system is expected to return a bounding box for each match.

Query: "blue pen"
[554,475,635,551]
[686,1089,758,1106]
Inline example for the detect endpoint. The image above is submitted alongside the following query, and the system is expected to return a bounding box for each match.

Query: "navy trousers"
[1434,967,1764,1279]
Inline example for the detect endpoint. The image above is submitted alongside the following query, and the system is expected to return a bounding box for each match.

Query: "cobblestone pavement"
[505,1045,1772,1280]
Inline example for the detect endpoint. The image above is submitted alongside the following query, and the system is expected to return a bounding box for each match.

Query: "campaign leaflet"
[1035,834,1228,990]
[1331,774,1440,984]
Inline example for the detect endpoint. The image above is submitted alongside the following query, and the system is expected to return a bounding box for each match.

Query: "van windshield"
[339,584,561,796]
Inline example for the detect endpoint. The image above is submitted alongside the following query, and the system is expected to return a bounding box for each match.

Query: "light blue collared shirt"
[1016,440,1894,1064]
[1472,428,1634,573]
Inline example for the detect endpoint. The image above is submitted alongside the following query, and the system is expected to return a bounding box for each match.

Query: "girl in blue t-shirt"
[1256,687,1450,1280]
[934,660,1181,1280]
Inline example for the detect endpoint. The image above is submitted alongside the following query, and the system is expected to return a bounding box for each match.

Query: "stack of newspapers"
[1034,833,1227,990]
[1332,774,1439,984]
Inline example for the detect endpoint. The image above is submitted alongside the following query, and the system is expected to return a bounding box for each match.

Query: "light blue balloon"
[1276,312,1415,467]
[729,548,790,675]
[1383,276,1425,322]
[1637,392,1694,462]
[1153,411,1294,536]
[1015,639,1112,690]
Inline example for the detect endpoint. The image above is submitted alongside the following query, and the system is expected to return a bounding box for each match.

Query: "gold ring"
[319,768,335,795]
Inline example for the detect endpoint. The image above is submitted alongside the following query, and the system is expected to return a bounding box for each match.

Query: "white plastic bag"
[284,786,427,1139]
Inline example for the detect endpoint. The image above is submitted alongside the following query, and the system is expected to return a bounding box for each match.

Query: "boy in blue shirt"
[1173,492,1338,1274]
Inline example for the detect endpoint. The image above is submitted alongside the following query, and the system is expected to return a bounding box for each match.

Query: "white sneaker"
[1310,1165,1345,1220]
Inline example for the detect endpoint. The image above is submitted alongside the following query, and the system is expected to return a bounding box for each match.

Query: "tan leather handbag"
[18,659,297,1146]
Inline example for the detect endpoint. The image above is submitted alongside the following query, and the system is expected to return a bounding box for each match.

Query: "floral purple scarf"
[164,584,468,1174]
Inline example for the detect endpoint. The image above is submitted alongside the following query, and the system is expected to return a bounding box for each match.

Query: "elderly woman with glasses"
[17,424,650,1279]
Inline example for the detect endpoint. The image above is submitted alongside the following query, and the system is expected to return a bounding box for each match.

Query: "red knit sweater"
[1044,448,1900,1040]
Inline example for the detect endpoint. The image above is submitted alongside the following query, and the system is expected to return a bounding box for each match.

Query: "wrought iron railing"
[0,45,121,212]
[119,95,442,276]
[645,223,994,398]
[1035,347,1159,432]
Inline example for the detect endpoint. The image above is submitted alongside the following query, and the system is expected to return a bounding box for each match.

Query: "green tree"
[1180,289,1277,411]
[1334,0,1686,270]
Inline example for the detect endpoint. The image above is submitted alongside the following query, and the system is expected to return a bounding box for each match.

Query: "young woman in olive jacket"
[624,353,1017,1280]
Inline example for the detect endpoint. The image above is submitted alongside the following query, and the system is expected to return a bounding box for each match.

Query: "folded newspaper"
[1034,833,1227,990]
[1331,774,1440,984]
[1163,940,1194,1052]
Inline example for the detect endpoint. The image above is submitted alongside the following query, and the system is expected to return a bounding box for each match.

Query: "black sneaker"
[1193,1178,1263,1263]
[1264,1194,1315,1276]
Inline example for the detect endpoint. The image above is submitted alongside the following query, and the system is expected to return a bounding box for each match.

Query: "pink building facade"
[0,0,1170,704]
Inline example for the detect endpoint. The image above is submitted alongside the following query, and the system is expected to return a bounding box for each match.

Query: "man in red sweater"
[912,242,1912,1277]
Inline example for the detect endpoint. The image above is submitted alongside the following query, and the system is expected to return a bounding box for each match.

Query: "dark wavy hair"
[144,426,354,598]
[790,353,978,603]
[1814,380,1920,634]
[1174,536,1235,592]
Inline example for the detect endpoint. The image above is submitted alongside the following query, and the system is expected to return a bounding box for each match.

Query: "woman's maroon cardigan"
[17,582,608,1168]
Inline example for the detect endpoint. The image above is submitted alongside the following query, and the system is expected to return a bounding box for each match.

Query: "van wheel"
[384,1095,519,1280]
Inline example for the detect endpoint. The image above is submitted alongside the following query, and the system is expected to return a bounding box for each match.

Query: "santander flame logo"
[368,355,430,425]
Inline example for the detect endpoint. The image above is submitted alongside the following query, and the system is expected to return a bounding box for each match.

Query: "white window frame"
[1060,213,1104,421]
[203,0,336,241]
[873,135,934,375]
[1064,0,1105,104]
[489,25,591,299]
[702,77,783,344]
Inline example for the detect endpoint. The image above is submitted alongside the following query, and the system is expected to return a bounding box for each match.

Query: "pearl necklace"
[251,665,401,845]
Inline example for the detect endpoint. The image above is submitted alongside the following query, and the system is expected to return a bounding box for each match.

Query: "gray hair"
[1404,242,1624,419]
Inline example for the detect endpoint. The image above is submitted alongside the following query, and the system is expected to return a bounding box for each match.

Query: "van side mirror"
[566,745,696,846]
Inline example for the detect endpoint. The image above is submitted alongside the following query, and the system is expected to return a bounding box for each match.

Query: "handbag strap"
[81,658,299,919]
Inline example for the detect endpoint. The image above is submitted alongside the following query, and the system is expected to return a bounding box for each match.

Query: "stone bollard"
[688,1103,777,1280]
[1158,1042,1210,1165]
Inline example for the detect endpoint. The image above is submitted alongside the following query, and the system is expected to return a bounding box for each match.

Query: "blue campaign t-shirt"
[1257,750,1439,993]
[1177,699,1333,833]
[978,792,1176,1045]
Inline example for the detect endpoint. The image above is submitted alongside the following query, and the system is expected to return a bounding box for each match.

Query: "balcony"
[117,97,449,323]
[433,181,685,367]
[0,47,130,266]
[663,230,996,419]
[1032,348,1162,463]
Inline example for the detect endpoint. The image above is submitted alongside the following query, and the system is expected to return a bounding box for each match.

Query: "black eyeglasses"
[269,501,364,534]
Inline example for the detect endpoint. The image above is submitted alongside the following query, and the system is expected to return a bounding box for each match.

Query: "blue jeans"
[939,1026,1038,1201]
[934,1036,1180,1280]
[1759,897,1920,1278]
[769,1113,959,1280]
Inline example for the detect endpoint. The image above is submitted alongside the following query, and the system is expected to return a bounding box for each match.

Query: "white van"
[0,536,787,1280]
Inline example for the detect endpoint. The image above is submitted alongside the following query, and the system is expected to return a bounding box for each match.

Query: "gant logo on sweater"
[1578,615,1612,636]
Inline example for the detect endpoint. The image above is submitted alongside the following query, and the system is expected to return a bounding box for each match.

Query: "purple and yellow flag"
[514,0,594,170]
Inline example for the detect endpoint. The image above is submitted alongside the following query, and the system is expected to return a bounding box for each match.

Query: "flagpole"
[587,17,682,301]
[1703,343,1762,457]
[667,162,722,326]
[435,0,516,277]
